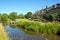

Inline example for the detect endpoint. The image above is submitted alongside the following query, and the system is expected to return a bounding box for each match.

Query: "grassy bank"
[17,19,60,35]
[0,23,9,40]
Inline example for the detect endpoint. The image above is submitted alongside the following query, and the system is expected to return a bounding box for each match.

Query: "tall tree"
[1,13,8,23]
[17,14,25,19]
[9,12,17,20]
[25,12,32,19]
[48,13,57,21]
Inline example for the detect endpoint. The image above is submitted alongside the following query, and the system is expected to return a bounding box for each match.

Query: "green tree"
[49,13,57,21]
[49,14,53,21]
[17,14,25,19]
[0,13,1,22]
[1,13,8,23]
[9,12,17,20]
[25,12,32,19]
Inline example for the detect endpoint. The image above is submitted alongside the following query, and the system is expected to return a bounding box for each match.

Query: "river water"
[6,25,46,40]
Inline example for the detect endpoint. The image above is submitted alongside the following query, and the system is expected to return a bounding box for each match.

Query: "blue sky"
[0,0,60,14]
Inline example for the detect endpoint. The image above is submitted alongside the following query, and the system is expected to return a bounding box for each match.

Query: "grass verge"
[0,23,9,40]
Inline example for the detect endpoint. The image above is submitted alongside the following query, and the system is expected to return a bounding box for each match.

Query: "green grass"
[0,23,9,40]
[17,19,60,35]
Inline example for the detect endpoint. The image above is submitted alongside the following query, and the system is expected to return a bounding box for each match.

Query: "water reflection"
[6,25,46,40]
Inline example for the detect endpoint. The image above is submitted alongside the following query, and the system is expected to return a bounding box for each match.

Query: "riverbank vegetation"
[0,23,9,40]
[17,19,60,35]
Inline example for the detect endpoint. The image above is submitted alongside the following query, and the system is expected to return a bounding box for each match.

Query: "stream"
[6,25,46,40]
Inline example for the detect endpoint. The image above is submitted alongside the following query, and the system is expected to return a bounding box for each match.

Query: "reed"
[17,20,60,35]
